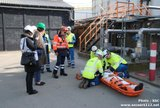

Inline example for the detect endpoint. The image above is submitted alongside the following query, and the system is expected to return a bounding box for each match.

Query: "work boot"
[83,80,89,89]
[52,70,58,79]
[46,68,52,73]
[60,72,68,76]
[68,63,71,67]
[60,70,68,76]
[79,79,86,88]
[71,64,75,68]
[53,74,58,79]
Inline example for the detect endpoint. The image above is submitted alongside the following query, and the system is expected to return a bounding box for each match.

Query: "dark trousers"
[53,54,66,74]
[26,72,34,92]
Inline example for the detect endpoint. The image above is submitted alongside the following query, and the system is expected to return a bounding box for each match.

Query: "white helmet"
[24,25,34,34]
[103,49,110,57]
[95,50,103,57]
[91,46,97,52]
[32,26,37,31]
[67,26,71,31]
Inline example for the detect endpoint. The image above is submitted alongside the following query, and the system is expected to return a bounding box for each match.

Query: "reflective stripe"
[150,63,156,70]
[57,46,67,48]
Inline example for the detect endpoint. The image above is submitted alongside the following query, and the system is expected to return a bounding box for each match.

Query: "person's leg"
[46,53,52,72]
[67,50,71,67]
[60,55,67,76]
[79,78,87,88]
[116,64,129,78]
[70,48,75,68]
[34,69,45,86]
[26,72,38,94]
[52,54,61,78]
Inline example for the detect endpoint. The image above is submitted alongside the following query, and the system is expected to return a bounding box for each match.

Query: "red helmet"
[60,26,68,32]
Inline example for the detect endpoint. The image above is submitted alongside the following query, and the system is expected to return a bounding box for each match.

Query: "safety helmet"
[91,46,97,52]
[24,25,34,34]
[36,22,46,30]
[95,50,103,57]
[60,26,68,32]
[32,26,37,31]
[103,49,110,57]
[67,26,71,31]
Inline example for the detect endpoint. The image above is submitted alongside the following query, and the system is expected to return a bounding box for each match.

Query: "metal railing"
[78,1,151,52]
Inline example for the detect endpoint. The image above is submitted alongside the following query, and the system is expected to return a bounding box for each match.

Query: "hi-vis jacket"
[66,33,76,48]
[82,57,103,79]
[52,34,68,54]
[90,49,105,68]
[104,52,127,70]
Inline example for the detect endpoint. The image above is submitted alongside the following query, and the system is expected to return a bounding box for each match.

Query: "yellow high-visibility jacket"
[82,57,103,79]
[104,52,127,70]
[66,33,76,48]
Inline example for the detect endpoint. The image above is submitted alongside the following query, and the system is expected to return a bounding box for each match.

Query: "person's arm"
[52,35,58,53]
[97,60,103,74]
[46,34,52,52]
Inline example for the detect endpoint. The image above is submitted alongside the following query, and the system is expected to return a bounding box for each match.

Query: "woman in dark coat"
[20,25,38,95]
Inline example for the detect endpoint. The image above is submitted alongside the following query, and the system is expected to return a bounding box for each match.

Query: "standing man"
[66,26,76,68]
[103,49,129,78]
[36,22,52,72]
[52,26,69,79]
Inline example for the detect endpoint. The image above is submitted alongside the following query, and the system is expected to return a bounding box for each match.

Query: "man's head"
[36,22,46,32]
[103,49,111,59]
[91,46,98,52]
[67,26,71,34]
[95,50,103,60]
[59,26,68,37]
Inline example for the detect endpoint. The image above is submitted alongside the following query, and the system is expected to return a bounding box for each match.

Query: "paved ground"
[0,51,160,108]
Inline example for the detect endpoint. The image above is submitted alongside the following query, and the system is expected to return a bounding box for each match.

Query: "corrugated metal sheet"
[0,0,73,8]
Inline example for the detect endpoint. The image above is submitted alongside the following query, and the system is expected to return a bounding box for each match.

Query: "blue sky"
[63,0,92,7]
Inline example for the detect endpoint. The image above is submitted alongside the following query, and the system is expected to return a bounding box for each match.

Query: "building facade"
[92,0,160,17]
[0,0,74,51]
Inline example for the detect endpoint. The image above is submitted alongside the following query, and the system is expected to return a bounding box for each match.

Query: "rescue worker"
[36,22,52,72]
[90,46,106,70]
[66,26,76,68]
[52,26,69,79]
[103,49,129,78]
[90,46,98,59]
[79,50,104,89]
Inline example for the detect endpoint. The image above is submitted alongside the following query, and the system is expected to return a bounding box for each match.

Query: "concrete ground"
[0,51,160,108]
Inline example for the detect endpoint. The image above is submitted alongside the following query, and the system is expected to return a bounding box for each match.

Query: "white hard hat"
[67,26,71,31]
[32,26,37,31]
[103,49,110,57]
[96,50,103,56]
[91,46,97,52]
[24,25,34,34]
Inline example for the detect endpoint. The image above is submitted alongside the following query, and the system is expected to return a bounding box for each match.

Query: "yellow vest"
[82,57,103,79]
[66,33,75,48]
[105,52,127,70]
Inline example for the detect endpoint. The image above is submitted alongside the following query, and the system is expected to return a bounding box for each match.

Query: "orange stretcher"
[76,72,144,96]
[100,73,144,97]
